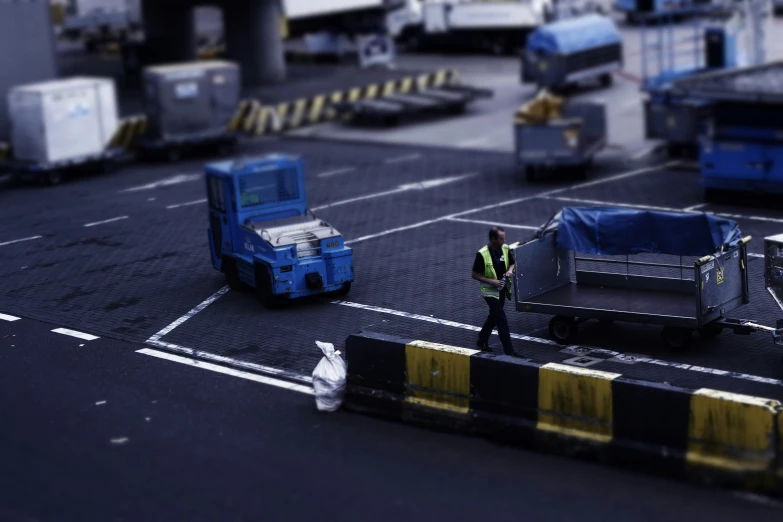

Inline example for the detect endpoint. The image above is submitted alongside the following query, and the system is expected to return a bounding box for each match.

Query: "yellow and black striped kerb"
[109,115,148,150]
[344,331,783,496]
[241,69,462,136]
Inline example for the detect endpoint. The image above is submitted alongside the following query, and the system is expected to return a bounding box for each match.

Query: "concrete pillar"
[222,0,286,85]
[140,0,197,63]
[0,0,59,139]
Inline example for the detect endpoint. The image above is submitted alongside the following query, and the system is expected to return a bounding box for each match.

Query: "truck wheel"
[43,170,62,186]
[549,316,577,344]
[662,326,692,351]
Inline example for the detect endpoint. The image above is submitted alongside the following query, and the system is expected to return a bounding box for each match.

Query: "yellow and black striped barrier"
[344,331,783,496]
[108,114,149,150]
[239,68,462,136]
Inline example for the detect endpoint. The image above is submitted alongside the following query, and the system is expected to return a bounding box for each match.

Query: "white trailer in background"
[58,0,142,51]
[387,0,557,55]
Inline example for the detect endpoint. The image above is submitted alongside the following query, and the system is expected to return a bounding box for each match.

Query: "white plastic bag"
[312,341,347,412]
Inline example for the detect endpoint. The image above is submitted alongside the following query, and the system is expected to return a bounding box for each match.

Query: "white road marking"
[52,328,99,341]
[0,313,20,322]
[331,299,783,387]
[748,253,764,258]
[83,216,128,228]
[0,236,42,247]
[447,217,541,230]
[147,286,230,343]
[312,173,476,211]
[733,492,783,509]
[166,198,207,209]
[110,437,129,445]
[545,195,783,224]
[384,153,421,164]
[346,163,677,245]
[317,167,356,178]
[683,203,708,211]
[457,137,491,148]
[120,173,201,192]
[137,348,313,395]
[96,401,106,406]
[630,144,661,160]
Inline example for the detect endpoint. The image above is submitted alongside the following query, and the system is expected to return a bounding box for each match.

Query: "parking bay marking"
[166,198,207,210]
[52,328,99,341]
[0,235,42,247]
[311,173,477,211]
[120,173,202,192]
[346,163,679,245]
[317,167,356,178]
[384,153,421,164]
[83,216,128,228]
[0,313,21,322]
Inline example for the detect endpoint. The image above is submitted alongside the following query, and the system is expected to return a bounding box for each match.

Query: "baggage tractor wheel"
[333,281,351,297]
[255,265,284,309]
[698,325,723,340]
[662,326,692,351]
[549,316,577,344]
[223,258,243,291]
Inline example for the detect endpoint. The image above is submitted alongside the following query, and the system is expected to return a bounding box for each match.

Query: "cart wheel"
[255,266,284,309]
[44,170,62,186]
[524,166,537,182]
[598,319,614,334]
[662,326,692,351]
[599,73,613,87]
[549,316,577,344]
[698,325,723,340]
[166,148,181,163]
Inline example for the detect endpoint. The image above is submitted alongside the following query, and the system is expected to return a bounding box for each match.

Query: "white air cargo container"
[7,77,119,164]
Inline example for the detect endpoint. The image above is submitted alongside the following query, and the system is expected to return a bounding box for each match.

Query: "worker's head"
[488,226,505,248]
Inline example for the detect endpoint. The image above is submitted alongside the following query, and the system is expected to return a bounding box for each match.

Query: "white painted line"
[346,163,677,245]
[146,338,312,384]
[312,173,476,211]
[630,144,661,160]
[52,328,99,341]
[120,173,201,192]
[683,203,708,212]
[83,216,128,228]
[458,137,491,148]
[546,196,783,224]
[137,348,313,395]
[384,153,421,164]
[166,198,207,209]
[147,286,230,343]
[447,217,541,231]
[749,253,764,258]
[317,167,356,178]
[331,299,783,387]
[0,235,42,247]
[110,437,129,445]
[0,313,20,322]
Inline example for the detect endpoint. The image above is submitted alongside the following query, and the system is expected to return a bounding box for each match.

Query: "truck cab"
[205,154,354,307]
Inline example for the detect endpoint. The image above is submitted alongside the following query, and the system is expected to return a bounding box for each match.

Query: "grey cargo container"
[142,60,240,141]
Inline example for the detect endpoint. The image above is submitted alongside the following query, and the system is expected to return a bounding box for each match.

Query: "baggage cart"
[515,100,606,180]
[0,146,128,186]
[512,207,783,351]
[669,61,783,197]
[521,14,622,92]
[136,129,238,162]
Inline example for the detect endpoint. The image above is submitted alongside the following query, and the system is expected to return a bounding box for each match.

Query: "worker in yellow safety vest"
[471,226,519,356]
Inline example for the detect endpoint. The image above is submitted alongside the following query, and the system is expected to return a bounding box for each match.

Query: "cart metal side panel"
[696,243,749,326]
[513,234,572,308]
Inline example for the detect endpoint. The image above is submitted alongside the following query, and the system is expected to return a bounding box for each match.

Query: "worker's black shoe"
[476,340,490,351]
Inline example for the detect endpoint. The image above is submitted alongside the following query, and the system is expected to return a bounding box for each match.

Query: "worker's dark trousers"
[478,292,515,355]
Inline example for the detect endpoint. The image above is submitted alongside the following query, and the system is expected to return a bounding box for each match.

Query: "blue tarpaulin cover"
[526,14,621,55]
[554,207,743,256]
